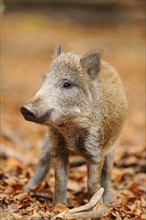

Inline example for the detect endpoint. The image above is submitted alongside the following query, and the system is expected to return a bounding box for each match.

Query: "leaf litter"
[1,6,145,220]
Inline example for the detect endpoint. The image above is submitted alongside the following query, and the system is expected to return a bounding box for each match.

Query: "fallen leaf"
[4,177,17,186]
[14,193,29,201]
[32,210,41,218]
[54,204,69,213]
[11,213,23,220]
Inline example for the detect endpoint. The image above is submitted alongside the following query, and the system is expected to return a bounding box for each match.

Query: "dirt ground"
[1,4,145,220]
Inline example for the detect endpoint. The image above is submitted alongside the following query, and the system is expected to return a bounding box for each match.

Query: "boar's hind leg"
[24,133,51,192]
[101,148,115,204]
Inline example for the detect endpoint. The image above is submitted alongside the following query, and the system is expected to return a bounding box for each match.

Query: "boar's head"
[20,44,100,126]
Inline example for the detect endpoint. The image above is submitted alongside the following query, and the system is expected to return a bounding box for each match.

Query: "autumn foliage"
[1,4,145,220]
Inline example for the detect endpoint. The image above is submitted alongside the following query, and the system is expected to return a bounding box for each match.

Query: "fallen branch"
[72,206,107,220]
[53,188,107,220]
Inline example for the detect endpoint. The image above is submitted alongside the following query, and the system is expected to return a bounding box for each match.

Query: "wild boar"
[20,44,127,205]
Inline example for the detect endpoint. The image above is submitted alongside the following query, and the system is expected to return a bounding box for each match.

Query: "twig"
[70,188,104,213]
[53,188,106,220]
[73,206,107,220]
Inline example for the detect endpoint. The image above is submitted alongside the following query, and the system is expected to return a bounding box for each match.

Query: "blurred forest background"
[1,0,145,219]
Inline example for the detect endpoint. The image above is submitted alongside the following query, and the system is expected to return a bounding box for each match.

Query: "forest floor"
[1,4,145,220]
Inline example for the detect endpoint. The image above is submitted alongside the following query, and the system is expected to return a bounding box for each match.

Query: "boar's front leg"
[52,151,69,205]
[87,156,104,200]
[24,133,51,192]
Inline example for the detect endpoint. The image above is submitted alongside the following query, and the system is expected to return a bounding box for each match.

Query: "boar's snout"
[20,106,37,123]
[20,105,53,124]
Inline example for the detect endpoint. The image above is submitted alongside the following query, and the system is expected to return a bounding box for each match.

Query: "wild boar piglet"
[21,44,127,205]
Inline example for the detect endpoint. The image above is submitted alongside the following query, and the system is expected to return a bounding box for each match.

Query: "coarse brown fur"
[21,44,127,205]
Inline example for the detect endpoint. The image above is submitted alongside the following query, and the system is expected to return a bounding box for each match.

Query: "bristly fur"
[21,46,127,205]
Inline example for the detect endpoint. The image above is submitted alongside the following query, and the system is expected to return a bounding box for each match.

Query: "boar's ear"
[80,50,100,80]
[54,43,61,58]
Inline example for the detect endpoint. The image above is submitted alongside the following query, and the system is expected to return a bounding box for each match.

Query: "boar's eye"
[63,82,72,89]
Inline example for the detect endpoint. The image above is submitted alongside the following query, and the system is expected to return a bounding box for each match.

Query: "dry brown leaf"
[112,167,123,183]
[4,177,17,186]
[18,201,31,210]
[11,213,23,220]
[54,204,69,213]
[63,211,76,220]
[141,214,146,220]
[32,210,41,218]
[25,206,34,212]
[4,158,20,167]
[115,211,122,220]
[14,192,29,201]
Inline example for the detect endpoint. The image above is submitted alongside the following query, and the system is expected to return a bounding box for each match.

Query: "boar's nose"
[20,106,37,122]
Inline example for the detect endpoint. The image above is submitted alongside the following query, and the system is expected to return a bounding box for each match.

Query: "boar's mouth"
[36,112,50,124]
[20,107,54,124]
